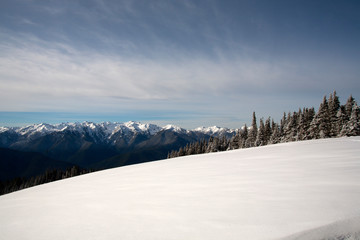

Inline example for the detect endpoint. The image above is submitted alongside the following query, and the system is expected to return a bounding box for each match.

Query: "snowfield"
[1,137,360,240]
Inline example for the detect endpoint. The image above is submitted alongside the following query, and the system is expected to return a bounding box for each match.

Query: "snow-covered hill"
[1,137,360,240]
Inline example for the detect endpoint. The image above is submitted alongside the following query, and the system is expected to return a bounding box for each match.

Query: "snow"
[1,121,239,141]
[279,216,360,240]
[1,137,360,240]
[194,125,236,135]
[0,126,10,133]
[163,124,186,133]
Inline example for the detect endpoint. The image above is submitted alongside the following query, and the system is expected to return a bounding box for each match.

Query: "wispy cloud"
[1,30,359,114]
[0,0,359,128]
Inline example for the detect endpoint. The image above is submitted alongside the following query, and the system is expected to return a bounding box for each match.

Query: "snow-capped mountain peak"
[0,127,10,133]
[194,125,236,135]
[162,124,186,133]
[123,121,162,135]
[0,121,238,146]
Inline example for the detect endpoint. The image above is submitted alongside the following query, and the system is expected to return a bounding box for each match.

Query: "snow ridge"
[194,125,237,135]
[1,121,237,139]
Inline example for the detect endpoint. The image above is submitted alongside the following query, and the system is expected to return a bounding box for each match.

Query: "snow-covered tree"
[319,96,331,138]
[256,118,266,146]
[245,112,257,147]
[283,112,298,142]
[264,117,272,144]
[239,124,248,148]
[344,95,355,121]
[340,102,360,136]
[269,123,281,144]
[328,91,340,136]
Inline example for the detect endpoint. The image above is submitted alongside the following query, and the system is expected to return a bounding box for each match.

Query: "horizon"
[0,91,358,129]
[0,116,238,130]
[1,1,359,129]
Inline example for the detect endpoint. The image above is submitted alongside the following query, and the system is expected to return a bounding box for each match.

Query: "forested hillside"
[168,92,359,158]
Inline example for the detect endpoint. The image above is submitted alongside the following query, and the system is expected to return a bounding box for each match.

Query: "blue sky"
[0,0,359,129]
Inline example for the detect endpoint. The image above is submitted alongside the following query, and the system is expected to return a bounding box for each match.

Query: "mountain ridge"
[0,121,237,172]
[0,121,237,141]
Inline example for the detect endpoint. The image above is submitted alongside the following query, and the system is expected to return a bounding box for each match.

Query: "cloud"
[1,29,359,115]
[0,34,287,105]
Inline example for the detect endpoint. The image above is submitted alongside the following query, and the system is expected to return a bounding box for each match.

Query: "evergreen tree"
[328,91,340,136]
[297,112,306,141]
[230,132,240,150]
[269,123,281,144]
[239,124,248,148]
[318,96,331,138]
[284,112,298,142]
[344,95,355,121]
[340,102,360,136]
[336,106,347,136]
[264,117,272,144]
[307,115,320,139]
[279,112,287,138]
[246,112,257,147]
[256,118,266,146]
[302,107,315,139]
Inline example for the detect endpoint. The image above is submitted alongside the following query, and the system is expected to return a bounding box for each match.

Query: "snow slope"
[1,137,360,240]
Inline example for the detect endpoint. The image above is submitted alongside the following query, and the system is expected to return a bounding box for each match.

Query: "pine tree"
[256,118,266,146]
[297,111,306,141]
[269,123,281,144]
[336,106,347,136]
[239,124,248,148]
[279,112,287,138]
[230,132,240,150]
[344,95,355,121]
[328,91,340,136]
[246,112,257,147]
[264,117,272,144]
[340,102,360,136]
[317,96,331,138]
[303,107,315,139]
[283,112,298,142]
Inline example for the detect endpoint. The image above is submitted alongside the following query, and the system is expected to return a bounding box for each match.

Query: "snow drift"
[1,137,360,240]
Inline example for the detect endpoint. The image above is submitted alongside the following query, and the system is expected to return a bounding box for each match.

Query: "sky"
[0,0,359,129]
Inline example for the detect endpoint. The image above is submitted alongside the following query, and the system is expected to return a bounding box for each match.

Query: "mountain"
[0,137,359,240]
[0,121,237,170]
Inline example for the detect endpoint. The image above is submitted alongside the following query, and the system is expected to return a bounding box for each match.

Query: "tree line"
[0,166,92,195]
[168,91,360,158]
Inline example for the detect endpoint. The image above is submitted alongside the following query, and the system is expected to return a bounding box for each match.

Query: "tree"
[246,112,258,147]
[328,91,340,136]
[256,118,266,146]
[297,111,306,141]
[283,112,298,142]
[279,112,287,138]
[317,96,331,138]
[229,132,240,150]
[340,102,360,136]
[269,123,281,144]
[264,117,272,144]
[302,107,315,139]
[239,124,248,148]
[344,95,355,121]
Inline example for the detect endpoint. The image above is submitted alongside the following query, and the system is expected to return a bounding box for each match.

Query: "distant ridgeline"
[168,92,360,158]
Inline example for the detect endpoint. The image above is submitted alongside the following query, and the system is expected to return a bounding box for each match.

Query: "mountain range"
[0,121,236,180]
